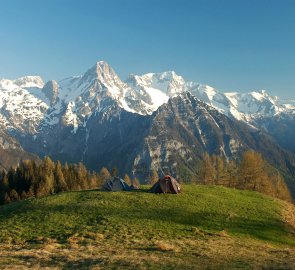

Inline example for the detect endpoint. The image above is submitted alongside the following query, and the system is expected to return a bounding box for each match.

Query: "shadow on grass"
[1,188,294,246]
[8,254,106,270]
[34,202,293,244]
[9,253,159,270]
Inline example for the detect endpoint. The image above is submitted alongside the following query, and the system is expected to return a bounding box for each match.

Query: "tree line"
[0,157,108,204]
[0,151,292,204]
[0,157,144,205]
[141,150,292,202]
[193,151,292,201]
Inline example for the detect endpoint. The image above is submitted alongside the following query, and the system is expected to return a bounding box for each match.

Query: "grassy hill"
[0,185,295,269]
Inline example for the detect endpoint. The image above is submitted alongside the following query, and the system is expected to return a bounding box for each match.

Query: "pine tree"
[8,189,20,202]
[77,162,88,189]
[199,153,215,185]
[270,171,292,202]
[132,177,140,188]
[111,167,118,177]
[238,151,267,191]
[54,161,68,193]
[226,160,238,188]
[0,173,9,192]
[43,156,55,195]
[99,167,111,183]
[124,174,132,185]
[4,192,11,204]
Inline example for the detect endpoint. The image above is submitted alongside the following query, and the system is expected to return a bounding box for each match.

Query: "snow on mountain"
[0,61,294,136]
[127,71,295,123]
[14,76,44,88]
[125,71,185,113]
[0,77,48,133]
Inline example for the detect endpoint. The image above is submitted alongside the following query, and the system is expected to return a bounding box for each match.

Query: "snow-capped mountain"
[127,71,295,123]
[1,60,294,136]
[1,60,295,194]
[0,76,47,133]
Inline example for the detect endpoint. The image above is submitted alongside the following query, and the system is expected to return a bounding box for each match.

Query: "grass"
[0,185,294,269]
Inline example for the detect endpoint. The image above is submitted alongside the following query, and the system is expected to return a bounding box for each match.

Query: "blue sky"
[0,0,294,98]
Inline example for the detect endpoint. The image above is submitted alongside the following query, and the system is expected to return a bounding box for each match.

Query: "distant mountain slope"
[133,93,295,193]
[0,130,39,171]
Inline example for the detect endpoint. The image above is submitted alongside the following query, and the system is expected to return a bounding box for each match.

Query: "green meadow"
[0,185,294,269]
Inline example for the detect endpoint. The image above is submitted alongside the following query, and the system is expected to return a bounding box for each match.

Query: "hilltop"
[0,185,295,269]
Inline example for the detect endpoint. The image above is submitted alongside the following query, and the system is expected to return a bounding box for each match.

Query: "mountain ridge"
[1,61,295,195]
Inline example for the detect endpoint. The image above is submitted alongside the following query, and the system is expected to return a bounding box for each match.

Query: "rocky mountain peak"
[14,76,44,88]
[81,61,122,87]
[42,80,59,105]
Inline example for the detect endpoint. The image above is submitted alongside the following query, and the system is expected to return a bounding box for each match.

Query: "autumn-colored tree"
[226,160,238,188]
[8,189,20,201]
[54,161,68,192]
[111,167,118,177]
[99,167,111,183]
[269,171,292,202]
[238,151,268,191]
[199,153,215,185]
[214,156,228,185]
[76,162,88,190]
[124,174,132,185]
[132,177,140,188]
[37,156,55,196]
[0,150,292,205]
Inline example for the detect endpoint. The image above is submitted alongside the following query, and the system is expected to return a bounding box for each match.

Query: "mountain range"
[1,61,295,195]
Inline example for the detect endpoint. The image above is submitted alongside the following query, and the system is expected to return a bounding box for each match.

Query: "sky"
[0,0,294,99]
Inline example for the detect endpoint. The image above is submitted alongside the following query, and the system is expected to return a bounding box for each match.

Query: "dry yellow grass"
[154,241,178,252]
[0,232,295,269]
[282,201,295,235]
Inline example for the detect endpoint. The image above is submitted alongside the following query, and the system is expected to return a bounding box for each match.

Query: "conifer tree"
[132,177,140,188]
[199,153,215,185]
[270,171,292,202]
[111,167,118,177]
[8,189,20,201]
[54,161,68,192]
[4,192,11,204]
[0,173,9,192]
[77,162,88,189]
[99,167,111,183]
[124,174,132,185]
[226,160,238,188]
[42,156,55,195]
[238,151,267,191]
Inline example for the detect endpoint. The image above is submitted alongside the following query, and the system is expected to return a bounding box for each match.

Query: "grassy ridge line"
[0,185,294,246]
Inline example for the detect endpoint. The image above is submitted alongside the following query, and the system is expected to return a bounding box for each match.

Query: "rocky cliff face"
[132,94,295,189]
[0,130,39,171]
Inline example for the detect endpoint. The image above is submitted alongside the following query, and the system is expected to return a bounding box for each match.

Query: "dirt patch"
[282,202,295,235]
